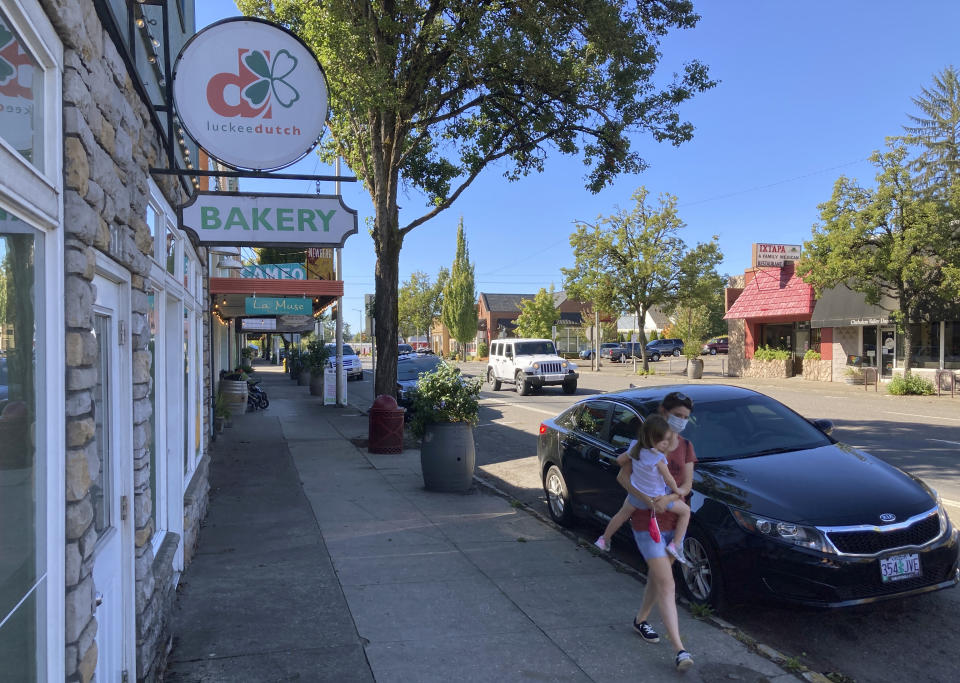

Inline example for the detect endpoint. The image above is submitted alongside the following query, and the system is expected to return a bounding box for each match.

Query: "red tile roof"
[724,267,815,320]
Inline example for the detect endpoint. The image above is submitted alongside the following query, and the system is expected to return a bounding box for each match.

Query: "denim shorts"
[632,529,675,560]
[626,494,675,511]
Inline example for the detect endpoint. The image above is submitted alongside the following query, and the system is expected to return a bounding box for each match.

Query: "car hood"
[517,354,569,364]
[697,443,936,526]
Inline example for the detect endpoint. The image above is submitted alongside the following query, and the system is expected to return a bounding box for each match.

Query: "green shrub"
[753,345,791,361]
[648,330,659,341]
[804,349,821,360]
[409,362,482,438]
[888,374,935,396]
[304,339,332,373]
[478,342,489,358]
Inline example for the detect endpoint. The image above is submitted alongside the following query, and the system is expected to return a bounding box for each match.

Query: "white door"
[91,275,133,682]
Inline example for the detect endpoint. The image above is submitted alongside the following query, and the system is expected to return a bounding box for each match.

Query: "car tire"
[488,368,501,391]
[710,348,717,356]
[544,465,575,527]
[562,379,577,394]
[673,348,681,357]
[652,353,661,362]
[516,372,530,396]
[677,523,724,609]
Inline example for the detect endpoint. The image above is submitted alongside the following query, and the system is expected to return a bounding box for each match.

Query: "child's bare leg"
[671,500,691,543]
[601,499,636,544]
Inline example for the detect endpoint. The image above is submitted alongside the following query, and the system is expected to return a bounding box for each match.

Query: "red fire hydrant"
[368,394,405,454]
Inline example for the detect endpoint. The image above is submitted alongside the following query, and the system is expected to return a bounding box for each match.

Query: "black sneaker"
[633,619,660,643]
[675,650,694,671]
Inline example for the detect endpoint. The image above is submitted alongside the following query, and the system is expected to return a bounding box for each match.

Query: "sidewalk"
[164,365,793,682]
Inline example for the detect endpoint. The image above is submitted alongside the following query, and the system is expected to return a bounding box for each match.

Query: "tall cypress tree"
[442,220,477,358]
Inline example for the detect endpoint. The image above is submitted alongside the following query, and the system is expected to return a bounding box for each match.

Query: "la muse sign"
[181,192,358,247]
[172,18,329,171]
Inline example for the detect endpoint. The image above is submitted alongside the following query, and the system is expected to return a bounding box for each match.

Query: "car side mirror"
[811,418,834,435]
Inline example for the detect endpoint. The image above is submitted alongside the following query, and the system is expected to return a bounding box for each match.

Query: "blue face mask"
[667,415,688,433]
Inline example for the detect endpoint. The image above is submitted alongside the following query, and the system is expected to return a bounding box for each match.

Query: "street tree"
[901,66,960,195]
[514,286,559,340]
[672,303,712,359]
[398,268,449,341]
[797,142,960,373]
[237,0,715,396]
[562,187,723,372]
[441,220,476,359]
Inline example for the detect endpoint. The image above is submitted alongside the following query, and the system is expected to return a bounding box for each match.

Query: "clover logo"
[242,49,299,109]
[0,22,16,85]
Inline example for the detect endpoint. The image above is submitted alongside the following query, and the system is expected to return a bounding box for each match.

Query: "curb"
[473,472,849,683]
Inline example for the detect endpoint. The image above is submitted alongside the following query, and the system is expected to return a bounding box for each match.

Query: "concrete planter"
[743,358,794,379]
[421,422,475,492]
[309,372,324,396]
[802,359,832,382]
[297,369,311,386]
[686,358,704,379]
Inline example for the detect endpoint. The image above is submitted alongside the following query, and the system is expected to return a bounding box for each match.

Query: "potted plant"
[220,369,249,415]
[409,362,482,492]
[683,337,704,379]
[287,348,301,379]
[305,339,331,396]
[214,393,231,433]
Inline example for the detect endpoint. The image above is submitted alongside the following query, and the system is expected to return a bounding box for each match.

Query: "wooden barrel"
[220,379,248,415]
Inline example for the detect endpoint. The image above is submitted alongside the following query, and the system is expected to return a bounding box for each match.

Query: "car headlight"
[561,361,568,368]
[533,362,539,370]
[730,507,832,553]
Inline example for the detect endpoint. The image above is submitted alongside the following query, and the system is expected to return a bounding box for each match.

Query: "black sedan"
[537,384,958,608]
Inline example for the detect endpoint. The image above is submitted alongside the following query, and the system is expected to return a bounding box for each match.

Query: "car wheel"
[710,348,717,356]
[544,465,575,527]
[652,353,660,362]
[516,372,530,396]
[677,524,723,608]
[673,348,681,357]
[488,368,501,391]
[562,379,577,394]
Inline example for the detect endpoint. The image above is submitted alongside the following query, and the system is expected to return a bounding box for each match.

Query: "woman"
[627,391,697,672]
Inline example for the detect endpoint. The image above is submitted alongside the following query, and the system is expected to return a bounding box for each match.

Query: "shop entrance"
[91,275,134,682]
[880,327,896,377]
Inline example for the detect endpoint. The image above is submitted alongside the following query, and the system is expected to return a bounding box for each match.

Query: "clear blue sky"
[196,1,960,333]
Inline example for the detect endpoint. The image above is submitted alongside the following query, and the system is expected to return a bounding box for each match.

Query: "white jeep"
[487,338,578,395]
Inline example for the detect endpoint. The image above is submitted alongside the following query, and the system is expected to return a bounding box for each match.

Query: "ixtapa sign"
[752,243,802,268]
[181,192,358,247]
[172,17,329,171]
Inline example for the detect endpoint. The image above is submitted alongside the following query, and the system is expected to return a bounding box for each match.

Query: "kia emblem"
[879,513,896,523]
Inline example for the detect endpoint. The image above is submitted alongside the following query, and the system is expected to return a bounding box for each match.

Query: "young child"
[594,415,691,566]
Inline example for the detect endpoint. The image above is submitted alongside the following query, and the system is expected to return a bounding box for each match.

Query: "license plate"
[545,374,565,381]
[879,553,921,583]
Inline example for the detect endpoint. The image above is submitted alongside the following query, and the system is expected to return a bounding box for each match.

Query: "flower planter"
[421,422,475,492]
[297,369,310,386]
[214,417,226,434]
[220,379,248,415]
[686,358,704,379]
[309,372,324,396]
[802,359,832,382]
[744,358,793,379]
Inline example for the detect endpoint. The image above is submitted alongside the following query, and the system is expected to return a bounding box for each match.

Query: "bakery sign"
[172,17,328,171]
[752,243,802,268]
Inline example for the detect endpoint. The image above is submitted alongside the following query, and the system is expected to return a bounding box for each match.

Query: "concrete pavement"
[163,365,794,682]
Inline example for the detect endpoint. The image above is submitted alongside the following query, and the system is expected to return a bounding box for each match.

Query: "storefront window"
[0,9,45,171]
[146,204,158,261]
[166,226,176,275]
[862,326,878,367]
[148,289,158,525]
[759,324,793,351]
[896,323,941,369]
[0,224,43,681]
[183,307,190,474]
[945,322,960,370]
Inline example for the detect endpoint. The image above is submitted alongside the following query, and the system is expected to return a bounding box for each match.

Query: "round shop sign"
[172,17,328,171]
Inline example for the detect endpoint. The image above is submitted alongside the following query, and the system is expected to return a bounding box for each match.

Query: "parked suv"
[580,342,621,360]
[487,339,579,395]
[325,343,364,381]
[645,338,684,361]
[599,344,628,362]
[701,336,729,355]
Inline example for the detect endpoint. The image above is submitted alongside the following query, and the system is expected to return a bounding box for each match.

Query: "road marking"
[884,411,960,423]
[476,422,516,428]
[480,401,560,417]
[928,439,960,447]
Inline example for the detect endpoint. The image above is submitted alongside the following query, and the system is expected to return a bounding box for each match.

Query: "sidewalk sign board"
[323,366,346,405]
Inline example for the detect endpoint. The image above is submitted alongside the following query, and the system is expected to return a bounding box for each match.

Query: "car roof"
[581,384,764,413]
[505,338,552,343]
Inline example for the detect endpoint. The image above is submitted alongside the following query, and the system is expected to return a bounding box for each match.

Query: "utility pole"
[334,157,345,407]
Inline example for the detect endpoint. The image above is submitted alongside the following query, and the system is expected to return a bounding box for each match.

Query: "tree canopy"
[441,219,476,357]
[901,65,960,195]
[237,0,715,395]
[563,187,723,370]
[398,268,448,339]
[797,142,960,372]
[514,286,559,340]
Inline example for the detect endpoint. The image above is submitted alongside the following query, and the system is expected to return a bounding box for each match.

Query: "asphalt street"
[350,355,960,682]
[466,358,960,683]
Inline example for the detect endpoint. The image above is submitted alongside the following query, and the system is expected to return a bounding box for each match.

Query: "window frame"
[0,1,63,679]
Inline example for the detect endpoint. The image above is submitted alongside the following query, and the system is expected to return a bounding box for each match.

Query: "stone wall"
[727,318,746,377]
[743,358,794,379]
[42,1,210,680]
[802,359,833,382]
[830,326,859,381]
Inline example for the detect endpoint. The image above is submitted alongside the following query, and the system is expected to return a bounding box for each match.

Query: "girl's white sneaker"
[666,542,690,566]
[594,536,610,551]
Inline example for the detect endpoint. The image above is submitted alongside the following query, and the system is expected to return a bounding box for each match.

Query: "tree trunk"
[373,202,403,397]
[637,308,650,372]
[900,294,913,376]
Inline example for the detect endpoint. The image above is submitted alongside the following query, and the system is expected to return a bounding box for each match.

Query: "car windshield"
[397,355,444,380]
[682,395,832,462]
[326,344,356,355]
[515,341,556,355]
